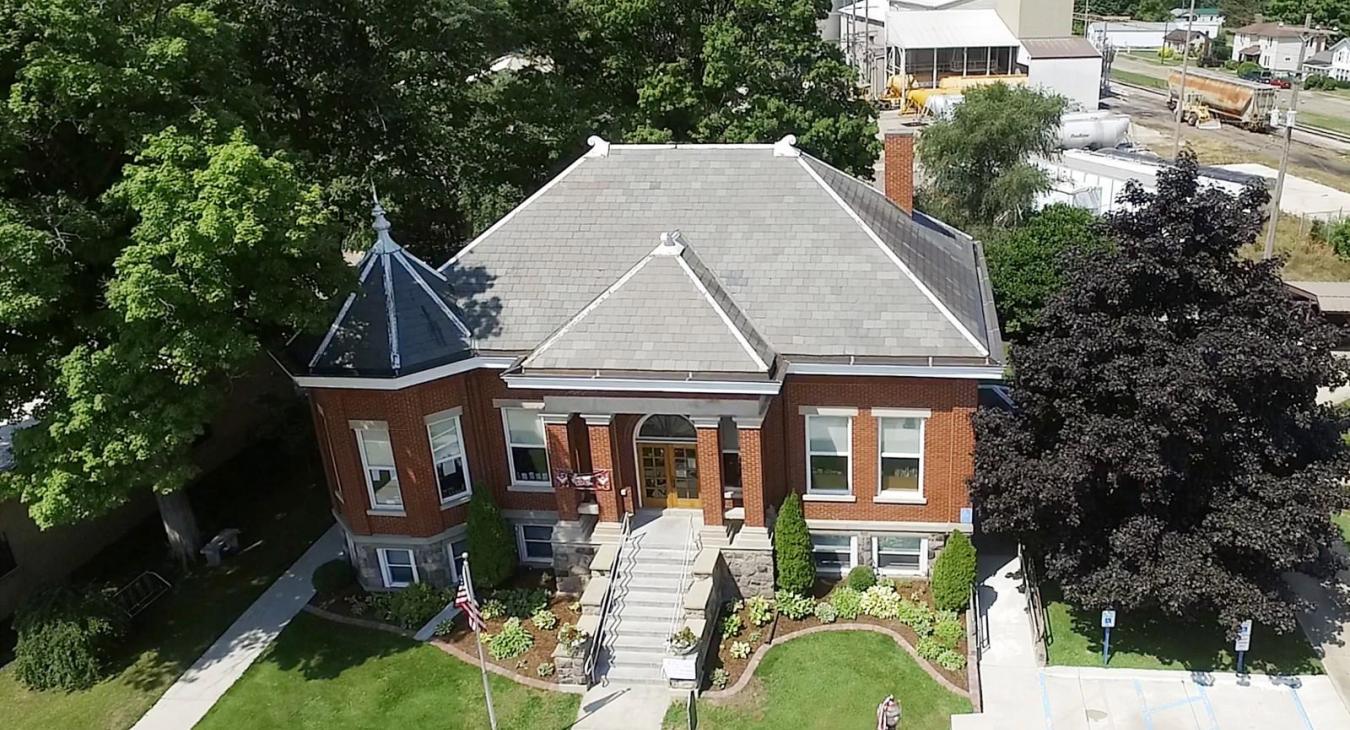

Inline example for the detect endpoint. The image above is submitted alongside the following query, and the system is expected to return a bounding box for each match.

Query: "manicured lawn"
[198,612,580,729]
[662,631,972,730]
[1111,69,1168,90]
[1045,588,1322,675]
[0,441,334,730]
[1334,511,1350,543]
[1299,111,1350,136]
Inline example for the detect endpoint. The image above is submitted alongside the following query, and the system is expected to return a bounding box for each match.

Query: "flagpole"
[461,555,498,730]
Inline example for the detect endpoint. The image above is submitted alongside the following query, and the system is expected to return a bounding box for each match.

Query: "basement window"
[378,548,417,588]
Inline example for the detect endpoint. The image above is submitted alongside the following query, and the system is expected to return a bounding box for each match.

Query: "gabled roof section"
[309,201,474,376]
[800,154,990,355]
[521,232,774,374]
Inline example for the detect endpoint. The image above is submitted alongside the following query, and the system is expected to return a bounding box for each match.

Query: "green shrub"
[831,587,862,620]
[711,667,731,689]
[814,602,838,623]
[721,611,743,639]
[312,558,357,594]
[557,623,589,654]
[1329,220,1350,260]
[493,587,550,618]
[487,617,534,660]
[775,590,814,620]
[937,649,967,671]
[846,564,877,591]
[859,584,902,620]
[480,598,507,620]
[773,493,815,594]
[371,583,453,629]
[467,490,518,589]
[916,636,945,662]
[434,619,455,637]
[531,608,559,630]
[897,599,934,636]
[537,661,555,678]
[934,617,964,649]
[729,640,752,659]
[931,531,977,612]
[747,629,763,644]
[12,586,128,691]
[746,595,774,626]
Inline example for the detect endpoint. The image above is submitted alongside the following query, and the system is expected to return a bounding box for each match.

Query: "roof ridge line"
[794,155,990,358]
[521,248,658,367]
[382,251,400,372]
[307,253,380,369]
[675,243,773,372]
[393,252,474,342]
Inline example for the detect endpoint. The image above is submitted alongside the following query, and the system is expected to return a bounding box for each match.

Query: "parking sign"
[1101,610,1116,628]
[1235,620,1253,652]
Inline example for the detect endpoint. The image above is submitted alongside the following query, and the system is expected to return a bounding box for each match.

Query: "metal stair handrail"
[585,510,633,683]
[664,516,699,652]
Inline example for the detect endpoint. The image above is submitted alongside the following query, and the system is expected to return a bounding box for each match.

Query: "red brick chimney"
[883,132,915,215]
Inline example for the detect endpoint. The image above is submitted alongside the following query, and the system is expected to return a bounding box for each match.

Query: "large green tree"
[1265,0,1350,33]
[916,84,1064,229]
[985,204,1111,338]
[0,1,348,563]
[508,0,880,178]
[971,155,1349,632]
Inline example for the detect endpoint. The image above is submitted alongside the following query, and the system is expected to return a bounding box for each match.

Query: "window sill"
[508,483,555,493]
[439,495,472,511]
[367,508,407,517]
[873,494,927,505]
[803,493,857,503]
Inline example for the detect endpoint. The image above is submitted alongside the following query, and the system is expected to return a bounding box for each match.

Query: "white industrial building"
[834,0,1101,109]
[1086,17,1223,50]
[1232,20,1334,73]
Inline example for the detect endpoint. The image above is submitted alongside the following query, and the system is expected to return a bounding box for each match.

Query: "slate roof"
[309,202,474,376]
[307,138,1003,379]
[1234,22,1333,39]
[522,232,773,374]
[1022,37,1102,59]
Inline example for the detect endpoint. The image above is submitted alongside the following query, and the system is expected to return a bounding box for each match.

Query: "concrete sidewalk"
[573,684,673,730]
[132,523,344,730]
[1289,565,1350,717]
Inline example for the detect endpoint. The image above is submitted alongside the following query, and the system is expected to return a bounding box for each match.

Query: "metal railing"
[584,509,633,683]
[664,517,700,652]
[687,688,698,729]
[971,583,990,658]
[1019,543,1051,658]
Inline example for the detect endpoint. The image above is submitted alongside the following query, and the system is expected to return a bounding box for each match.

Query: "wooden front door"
[638,443,701,509]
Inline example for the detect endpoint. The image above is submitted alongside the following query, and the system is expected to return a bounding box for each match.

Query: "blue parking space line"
[1149,695,1204,714]
[1039,671,1055,730]
[1288,685,1316,730]
[1195,682,1220,730]
[1135,679,1158,730]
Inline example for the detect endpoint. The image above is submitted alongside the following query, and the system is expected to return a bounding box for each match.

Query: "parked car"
[1268,77,1291,89]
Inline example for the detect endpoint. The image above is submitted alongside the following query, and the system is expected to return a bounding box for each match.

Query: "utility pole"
[1170,0,1198,158]
[1262,13,1312,260]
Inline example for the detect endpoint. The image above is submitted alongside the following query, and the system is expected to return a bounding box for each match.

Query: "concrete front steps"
[596,538,697,686]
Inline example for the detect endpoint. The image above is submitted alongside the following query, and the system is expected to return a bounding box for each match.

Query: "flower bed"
[705,577,969,692]
[438,572,583,683]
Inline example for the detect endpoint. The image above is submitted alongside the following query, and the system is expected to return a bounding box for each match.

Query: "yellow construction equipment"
[1179,91,1222,130]
[936,74,1029,91]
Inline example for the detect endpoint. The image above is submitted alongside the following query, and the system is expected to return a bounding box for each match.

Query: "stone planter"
[663,653,698,682]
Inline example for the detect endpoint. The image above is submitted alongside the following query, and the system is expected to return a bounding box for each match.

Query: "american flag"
[455,560,485,632]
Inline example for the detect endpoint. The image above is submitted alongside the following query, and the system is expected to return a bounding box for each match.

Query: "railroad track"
[1110,78,1350,146]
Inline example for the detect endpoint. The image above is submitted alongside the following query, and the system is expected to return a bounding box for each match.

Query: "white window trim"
[810,533,858,575]
[316,405,343,504]
[426,409,472,507]
[446,538,469,583]
[871,536,929,577]
[516,523,554,564]
[876,415,926,503]
[353,422,403,512]
[805,413,853,495]
[502,408,553,489]
[377,547,418,588]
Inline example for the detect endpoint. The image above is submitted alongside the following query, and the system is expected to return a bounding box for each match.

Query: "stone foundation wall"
[722,547,774,598]
[350,536,457,591]
[552,647,588,685]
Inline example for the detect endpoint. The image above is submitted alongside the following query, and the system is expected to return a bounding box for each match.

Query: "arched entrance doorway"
[635,415,700,509]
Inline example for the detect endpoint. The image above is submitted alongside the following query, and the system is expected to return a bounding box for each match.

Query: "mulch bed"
[706,578,969,692]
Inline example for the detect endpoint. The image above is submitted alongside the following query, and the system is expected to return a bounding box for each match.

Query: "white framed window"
[378,548,417,588]
[878,416,925,499]
[872,536,928,576]
[719,416,742,490]
[516,524,554,563]
[502,408,551,487]
[446,537,470,584]
[353,422,402,510]
[806,414,852,494]
[810,533,857,574]
[426,410,471,505]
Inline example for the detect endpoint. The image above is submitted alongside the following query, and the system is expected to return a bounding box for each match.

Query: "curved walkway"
[132,524,344,730]
[705,623,968,700]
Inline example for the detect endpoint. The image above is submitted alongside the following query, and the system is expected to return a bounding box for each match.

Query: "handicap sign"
[1235,620,1253,652]
[1101,609,1116,628]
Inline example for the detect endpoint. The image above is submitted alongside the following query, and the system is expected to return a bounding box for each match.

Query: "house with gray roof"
[291,133,1002,688]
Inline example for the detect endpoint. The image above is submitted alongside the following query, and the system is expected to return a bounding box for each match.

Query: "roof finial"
[371,184,392,234]
[655,230,686,256]
[773,134,799,158]
[586,135,611,158]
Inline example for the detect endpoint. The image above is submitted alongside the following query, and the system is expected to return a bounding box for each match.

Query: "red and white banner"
[552,469,612,491]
